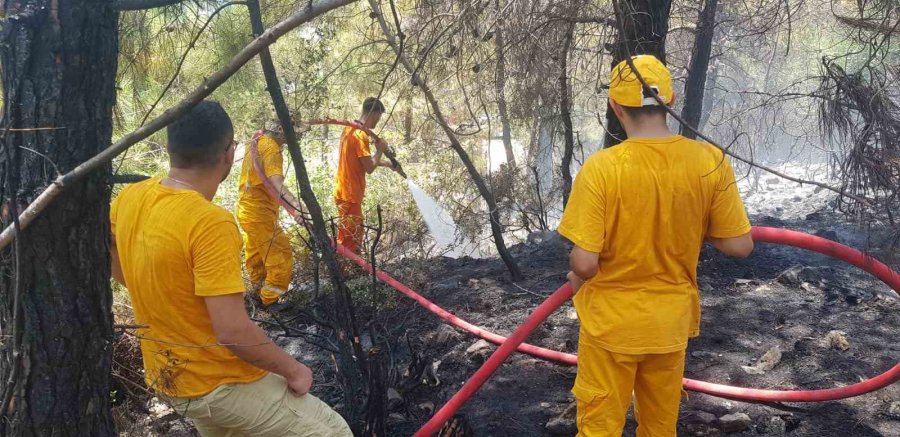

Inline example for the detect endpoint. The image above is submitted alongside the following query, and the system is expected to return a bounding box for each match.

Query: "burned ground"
[359,208,899,436]
[121,193,899,437]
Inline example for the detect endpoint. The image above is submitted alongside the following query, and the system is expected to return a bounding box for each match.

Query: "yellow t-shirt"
[111,178,267,397]
[237,134,284,223]
[334,126,372,204]
[558,135,751,354]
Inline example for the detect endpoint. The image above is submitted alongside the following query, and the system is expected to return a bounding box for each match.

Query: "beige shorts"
[163,373,352,436]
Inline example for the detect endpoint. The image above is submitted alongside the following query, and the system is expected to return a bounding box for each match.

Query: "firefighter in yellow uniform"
[558,55,754,436]
[110,101,351,435]
[237,121,304,306]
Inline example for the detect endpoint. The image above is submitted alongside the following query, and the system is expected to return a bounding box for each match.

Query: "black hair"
[167,100,234,168]
[621,104,669,119]
[362,97,386,114]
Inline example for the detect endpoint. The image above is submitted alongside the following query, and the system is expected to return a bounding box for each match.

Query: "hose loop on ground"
[250,120,900,435]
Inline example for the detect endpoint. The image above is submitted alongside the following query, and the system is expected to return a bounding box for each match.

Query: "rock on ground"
[545,402,577,435]
[718,412,752,433]
[465,339,493,363]
[762,416,787,434]
[824,330,850,350]
[429,324,462,346]
[741,345,782,375]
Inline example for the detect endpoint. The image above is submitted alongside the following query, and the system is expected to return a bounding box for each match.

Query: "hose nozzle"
[385,150,408,179]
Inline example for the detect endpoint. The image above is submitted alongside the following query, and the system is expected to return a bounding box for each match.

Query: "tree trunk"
[369,0,523,281]
[699,58,718,131]
[680,0,718,139]
[403,94,413,144]
[0,0,355,250]
[494,0,516,167]
[603,0,673,147]
[559,21,576,207]
[0,0,118,435]
[115,0,183,10]
[535,106,556,200]
[246,0,369,431]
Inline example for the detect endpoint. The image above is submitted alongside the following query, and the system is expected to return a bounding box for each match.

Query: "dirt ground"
[122,185,899,436]
[362,208,899,436]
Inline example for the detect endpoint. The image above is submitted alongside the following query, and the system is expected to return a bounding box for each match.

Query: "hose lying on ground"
[336,228,900,403]
[249,124,900,433]
[411,227,900,435]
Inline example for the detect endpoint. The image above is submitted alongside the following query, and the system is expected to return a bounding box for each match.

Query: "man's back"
[111,178,266,397]
[559,135,750,354]
[334,126,371,204]
[237,134,283,223]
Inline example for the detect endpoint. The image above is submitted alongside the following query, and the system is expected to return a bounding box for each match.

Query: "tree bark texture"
[494,0,516,167]
[680,0,718,139]
[603,0,673,147]
[368,0,523,280]
[534,106,555,199]
[246,0,368,430]
[115,0,183,10]
[0,0,357,250]
[0,0,118,435]
[403,94,413,144]
[559,21,576,207]
[699,58,718,131]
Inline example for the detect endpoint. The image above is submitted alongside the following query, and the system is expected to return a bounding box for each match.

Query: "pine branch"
[115,0,184,11]
[0,0,357,250]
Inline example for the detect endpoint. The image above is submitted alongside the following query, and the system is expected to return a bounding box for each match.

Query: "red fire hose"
[412,227,900,435]
[413,282,574,437]
[302,118,406,178]
[248,127,900,434]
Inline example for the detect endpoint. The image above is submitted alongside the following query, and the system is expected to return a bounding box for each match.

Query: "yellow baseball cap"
[609,55,674,107]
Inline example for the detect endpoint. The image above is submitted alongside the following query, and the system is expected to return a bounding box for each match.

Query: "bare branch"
[367,0,523,280]
[0,0,358,250]
[547,14,616,26]
[115,0,183,11]
[139,1,247,127]
[835,14,900,35]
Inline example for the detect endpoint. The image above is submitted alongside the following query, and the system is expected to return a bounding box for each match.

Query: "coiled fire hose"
[249,125,900,435]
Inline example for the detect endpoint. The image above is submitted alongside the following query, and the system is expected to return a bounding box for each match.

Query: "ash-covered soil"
[133,166,899,436]
[367,208,899,437]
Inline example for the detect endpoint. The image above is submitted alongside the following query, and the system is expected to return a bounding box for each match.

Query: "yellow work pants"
[240,218,293,306]
[574,339,686,437]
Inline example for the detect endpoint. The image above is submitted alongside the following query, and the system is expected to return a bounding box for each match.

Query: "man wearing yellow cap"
[558,55,754,435]
[237,121,304,307]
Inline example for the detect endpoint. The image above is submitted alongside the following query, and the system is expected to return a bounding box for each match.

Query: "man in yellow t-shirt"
[110,101,350,436]
[335,97,398,254]
[558,55,754,436]
[237,121,304,306]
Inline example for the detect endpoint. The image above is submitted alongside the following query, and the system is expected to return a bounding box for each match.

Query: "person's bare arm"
[707,232,754,258]
[359,154,377,174]
[267,175,305,214]
[205,293,313,395]
[567,245,600,293]
[358,151,395,175]
[110,234,125,286]
[357,136,396,174]
[372,138,398,170]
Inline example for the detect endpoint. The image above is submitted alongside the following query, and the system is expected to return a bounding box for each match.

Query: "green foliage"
[109,0,886,265]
